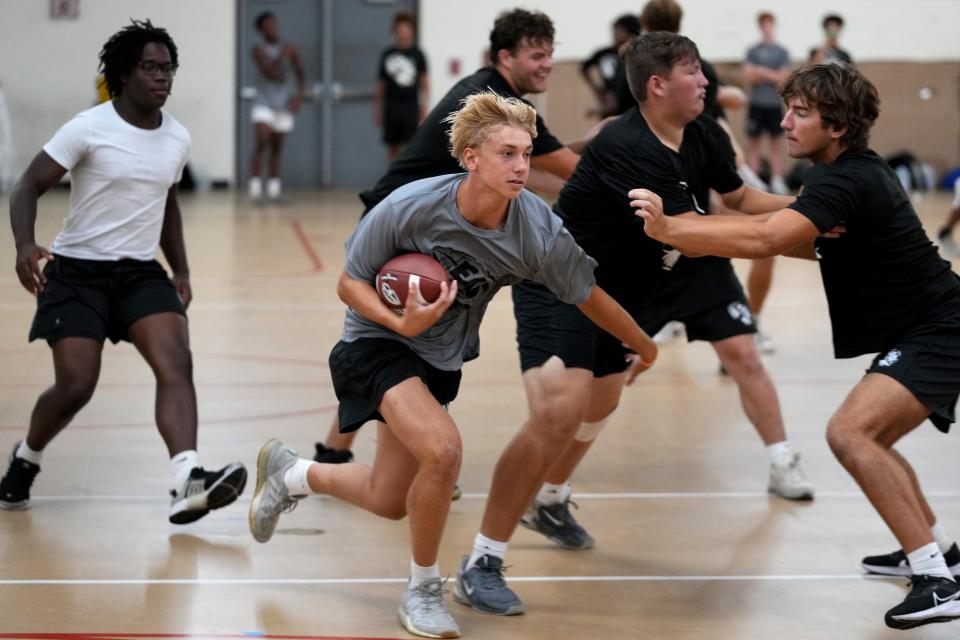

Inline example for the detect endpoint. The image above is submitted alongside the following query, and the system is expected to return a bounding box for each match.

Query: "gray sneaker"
[520,499,595,550]
[768,452,815,500]
[398,578,461,639]
[452,554,524,616]
[248,439,304,543]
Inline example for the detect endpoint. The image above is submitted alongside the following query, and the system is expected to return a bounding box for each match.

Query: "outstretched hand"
[14,243,54,296]
[628,188,669,242]
[395,279,459,337]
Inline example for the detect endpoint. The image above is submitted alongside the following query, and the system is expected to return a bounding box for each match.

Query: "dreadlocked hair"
[98,19,178,99]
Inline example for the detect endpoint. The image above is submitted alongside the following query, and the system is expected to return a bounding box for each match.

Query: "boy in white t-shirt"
[2,20,247,524]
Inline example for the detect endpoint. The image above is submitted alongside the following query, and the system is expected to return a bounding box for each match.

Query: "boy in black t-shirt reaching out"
[636,62,960,630]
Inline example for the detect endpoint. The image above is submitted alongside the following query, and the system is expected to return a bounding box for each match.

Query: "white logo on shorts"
[878,349,902,367]
[727,302,754,326]
[661,246,682,271]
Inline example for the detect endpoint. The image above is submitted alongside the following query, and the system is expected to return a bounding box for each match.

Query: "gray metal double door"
[237,0,417,188]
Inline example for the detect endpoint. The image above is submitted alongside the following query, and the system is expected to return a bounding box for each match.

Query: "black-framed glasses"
[138,61,178,77]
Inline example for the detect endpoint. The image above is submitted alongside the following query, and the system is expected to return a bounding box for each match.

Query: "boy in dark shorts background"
[374,11,429,161]
[2,20,246,524]
[247,92,656,639]
[635,62,960,630]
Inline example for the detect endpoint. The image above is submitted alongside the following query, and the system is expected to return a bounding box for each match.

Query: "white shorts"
[251,104,295,133]
[953,175,960,210]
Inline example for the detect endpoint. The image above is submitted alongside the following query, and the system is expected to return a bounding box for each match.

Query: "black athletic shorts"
[29,255,186,345]
[514,265,756,376]
[383,101,419,145]
[866,320,960,433]
[746,104,784,138]
[329,337,462,433]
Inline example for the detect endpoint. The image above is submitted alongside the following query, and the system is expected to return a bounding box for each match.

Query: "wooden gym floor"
[0,189,958,639]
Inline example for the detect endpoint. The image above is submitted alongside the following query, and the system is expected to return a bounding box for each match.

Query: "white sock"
[171,450,199,491]
[248,176,262,198]
[767,441,794,465]
[467,533,509,570]
[16,440,43,465]
[409,558,441,588]
[267,177,281,199]
[282,458,314,496]
[931,522,956,556]
[537,482,571,506]
[907,542,955,580]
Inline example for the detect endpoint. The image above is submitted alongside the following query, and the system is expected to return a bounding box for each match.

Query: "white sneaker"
[248,177,263,200]
[739,165,770,191]
[768,452,815,500]
[266,177,282,200]
[770,175,790,195]
[754,330,776,354]
[398,578,461,638]
[653,321,685,345]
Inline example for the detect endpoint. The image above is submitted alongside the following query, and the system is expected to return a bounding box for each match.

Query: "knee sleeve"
[575,418,608,443]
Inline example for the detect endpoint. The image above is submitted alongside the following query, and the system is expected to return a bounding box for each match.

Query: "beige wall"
[543,61,960,172]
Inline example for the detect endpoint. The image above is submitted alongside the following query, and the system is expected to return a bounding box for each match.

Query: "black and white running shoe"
[885,574,960,630]
[169,462,247,525]
[863,543,960,577]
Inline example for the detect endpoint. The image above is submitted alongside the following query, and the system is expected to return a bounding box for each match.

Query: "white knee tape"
[575,419,608,442]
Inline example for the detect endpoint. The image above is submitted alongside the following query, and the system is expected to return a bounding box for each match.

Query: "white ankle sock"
[467,533,508,570]
[931,522,955,556]
[767,441,793,465]
[16,440,43,465]
[282,458,314,496]
[537,482,571,506]
[267,177,281,198]
[171,450,199,491]
[907,542,955,580]
[409,559,441,588]
[248,176,262,198]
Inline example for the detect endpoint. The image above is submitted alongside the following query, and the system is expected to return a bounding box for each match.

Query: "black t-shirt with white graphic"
[555,107,743,301]
[789,149,960,358]
[360,66,565,210]
[378,46,427,103]
[581,46,620,91]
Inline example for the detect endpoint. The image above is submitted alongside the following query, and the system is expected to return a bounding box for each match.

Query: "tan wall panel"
[543,61,960,173]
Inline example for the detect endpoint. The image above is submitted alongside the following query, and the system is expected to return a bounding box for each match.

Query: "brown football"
[376,253,450,310]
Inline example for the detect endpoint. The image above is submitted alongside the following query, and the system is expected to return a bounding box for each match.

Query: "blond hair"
[443,92,538,169]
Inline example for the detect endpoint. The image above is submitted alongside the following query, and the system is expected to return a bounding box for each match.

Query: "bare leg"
[268,132,285,178]
[128,312,197,455]
[768,134,786,182]
[543,372,625,485]
[826,374,935,553]
[322,415,356,451]
[309,377,461,566]
[712,334,786,445]
[480,357,593,542]
[25,337,103,450]
[747,257,775,316]
[250,123,271,178]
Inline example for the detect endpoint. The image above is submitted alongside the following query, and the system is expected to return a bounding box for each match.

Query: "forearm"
[661,216,779,259]
[337,273,401,333]
[577,286,657,363]
[10,181,40,248]
[159,203,190,275]
[728,186,794,215]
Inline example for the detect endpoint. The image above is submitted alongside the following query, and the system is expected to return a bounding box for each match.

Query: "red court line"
[290,220,324,272]
[0,635,402,640]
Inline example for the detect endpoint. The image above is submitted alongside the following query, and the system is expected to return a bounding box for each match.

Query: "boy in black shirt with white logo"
[636,62,960,630]
[515,32,815,560]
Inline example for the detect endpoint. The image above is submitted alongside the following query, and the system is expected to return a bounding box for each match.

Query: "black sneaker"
[885,574,960,629]
[0,441,41,511]
[313,443,354,464]
[169,462,247,525]
[863,543,960,577]
[520,499,595,550]
[452,554,524,616]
